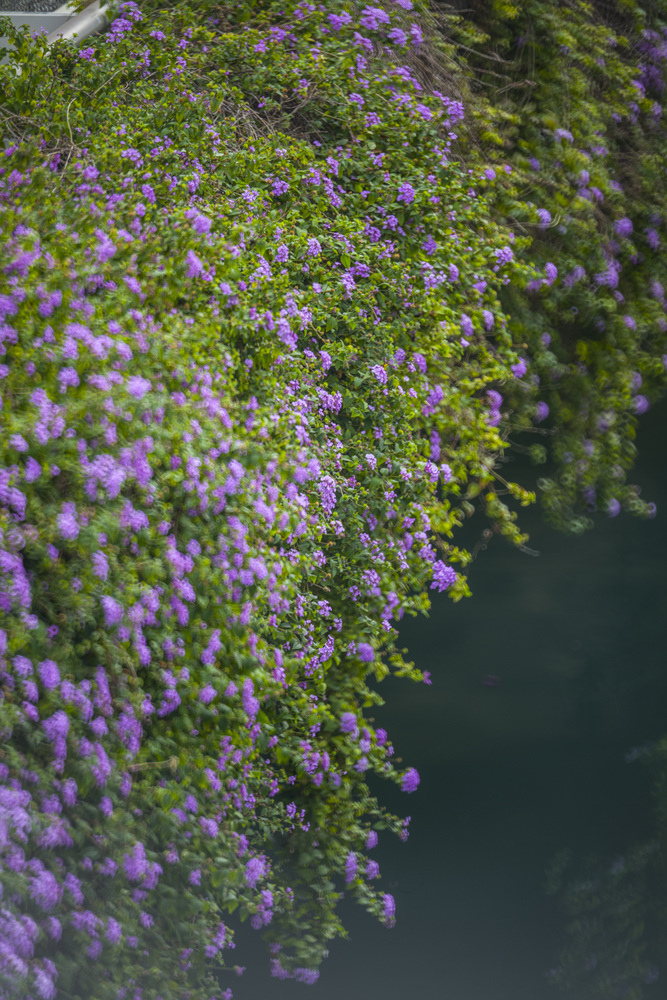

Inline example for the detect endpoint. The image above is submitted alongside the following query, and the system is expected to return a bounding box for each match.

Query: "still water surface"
[239,402,667,1000]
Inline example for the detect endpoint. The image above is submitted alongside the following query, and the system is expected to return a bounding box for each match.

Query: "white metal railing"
[1,0,109,75]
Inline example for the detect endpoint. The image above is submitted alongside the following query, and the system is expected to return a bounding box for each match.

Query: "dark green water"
[239,401,667,999]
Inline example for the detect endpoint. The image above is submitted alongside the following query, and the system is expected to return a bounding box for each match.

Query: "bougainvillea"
[0,0,665,998]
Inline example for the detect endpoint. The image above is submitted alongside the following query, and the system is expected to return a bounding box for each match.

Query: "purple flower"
[401,767,420,793]
[554,128,573,143]
[25,456,41,482]
[105,917,122,944]
[357,643,374,662]
[123,841,149,882]
[99,857,118,876]
[185,249,204,278]
[382,892,396,926]
[396,182,415,205]
[345,851,357,884]
[512,358,527,378]
[360,6,390,30]
[366,830,378,849]
[39,660,60,690]
[92,550,109,581]
[64,872,83,904]
[29,870,61,911]
[12,655,33,686]
[607,498,621,517]
[306,237,322,257]
[318,475,337,516]
[58,367,80,392]
[101,596,124,626]
[536,208,551,227]
[366,859,380,879]
[494,246,514,265]
[9,434,28,451]
[45,916,62,941]
[545,262,558,285]
[245,856,267,887]
[199,683,216,704]
[100,796,113,817]
[535,401,549,423]
[126,376,151,399]
[388,26,407,45]
[614,217,633,238]
[242,677,260,720]
[200,817,219,838]
[632,394,649,414]
[646,228,660,249]
[460,313,474,338]
[430,561,456,593]
[57,502,79,541]
[340,712,359,738]
[328,11,352,29]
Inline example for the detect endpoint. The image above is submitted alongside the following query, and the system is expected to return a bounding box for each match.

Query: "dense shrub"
[0,1,664,998]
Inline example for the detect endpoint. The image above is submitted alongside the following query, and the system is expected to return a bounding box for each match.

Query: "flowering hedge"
[0,0,665,998]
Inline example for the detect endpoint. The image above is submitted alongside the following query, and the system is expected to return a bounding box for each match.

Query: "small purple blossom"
[199,683,217,704]
[340,712,359,738]
[614,217,633,238]
[545,262,558,285]
[126,376,151,399]
[431,561,456,592]
[245,856,267,887]
[401,767,420,793]
[460,313,474,339]
[382,893,396,926]
[101,596,124,627]
[56,502,79,541]
[535,401,550,423]
[366,860,380,879]
[39,660,60,690]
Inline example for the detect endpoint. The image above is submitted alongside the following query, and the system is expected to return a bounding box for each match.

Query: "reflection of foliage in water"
[545,740,667,999]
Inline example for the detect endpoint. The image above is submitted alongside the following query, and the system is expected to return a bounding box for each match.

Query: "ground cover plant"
[0,0,665,998]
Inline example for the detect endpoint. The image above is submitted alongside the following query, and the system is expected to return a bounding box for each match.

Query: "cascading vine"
[0,1,665,998]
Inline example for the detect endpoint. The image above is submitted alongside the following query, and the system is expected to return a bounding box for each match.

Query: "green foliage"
[0,0,665,997]
[423,0,667,527]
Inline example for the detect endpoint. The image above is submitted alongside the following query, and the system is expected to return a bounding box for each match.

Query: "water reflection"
[545,838,663,1000]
